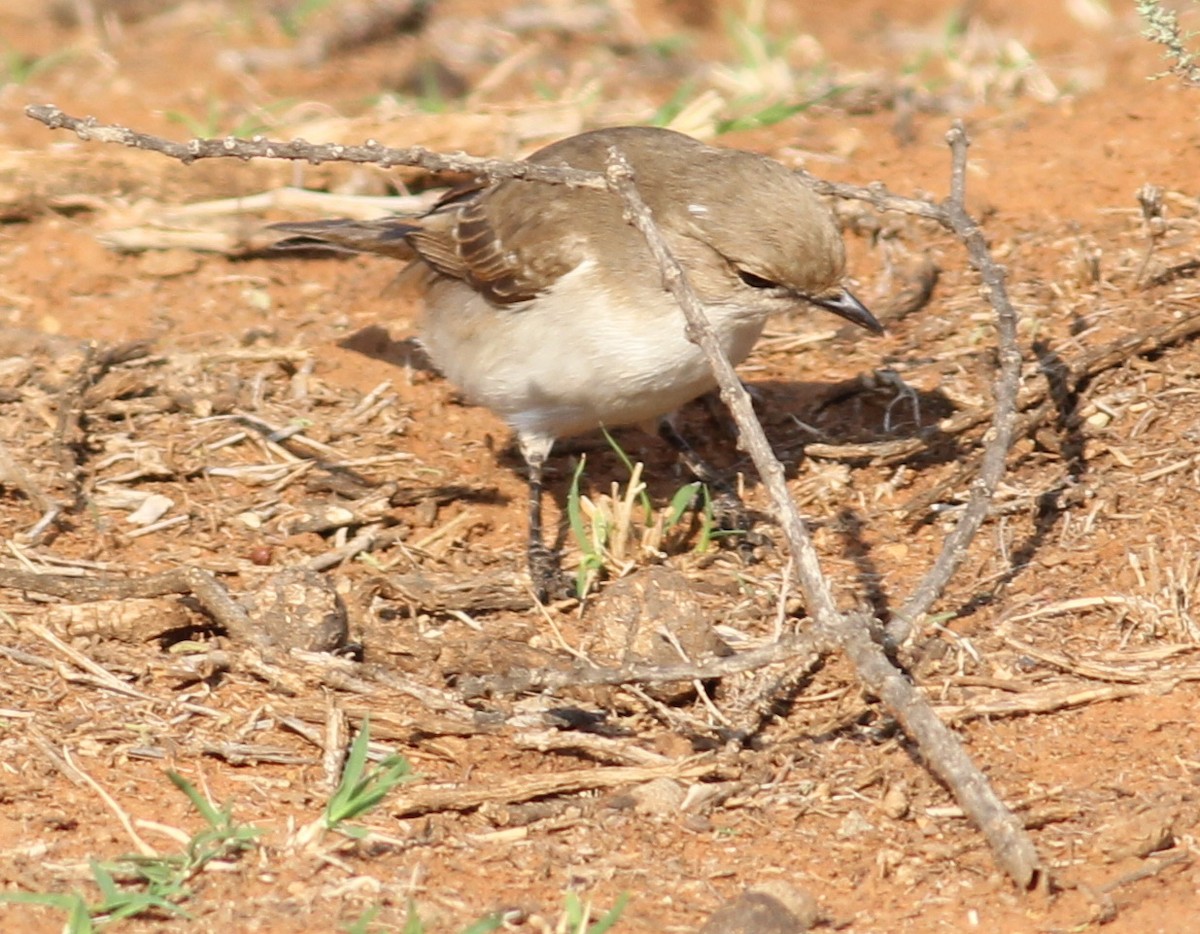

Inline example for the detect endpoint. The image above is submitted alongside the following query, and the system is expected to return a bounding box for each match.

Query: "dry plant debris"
[5,5,1200,929]
[7,101,1108,892]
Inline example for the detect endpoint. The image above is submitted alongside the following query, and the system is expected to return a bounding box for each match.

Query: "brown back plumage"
[271,126,848,307]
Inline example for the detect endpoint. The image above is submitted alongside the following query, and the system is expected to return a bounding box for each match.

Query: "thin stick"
[887,125,1023,643]
[605,138,1041,890]
[0,566,263,647]
[794,168,949,222]
[24,104,609,192]
[458,630,824,697]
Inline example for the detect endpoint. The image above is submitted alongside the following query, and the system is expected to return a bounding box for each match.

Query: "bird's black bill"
[812,289,884,334]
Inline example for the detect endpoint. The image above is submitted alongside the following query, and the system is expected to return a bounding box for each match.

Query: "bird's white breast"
[419,260,766,443]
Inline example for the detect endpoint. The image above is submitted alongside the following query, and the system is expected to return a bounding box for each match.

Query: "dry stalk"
[387,759,718,818]
[606,129,1039,889]
[0,566,262,647]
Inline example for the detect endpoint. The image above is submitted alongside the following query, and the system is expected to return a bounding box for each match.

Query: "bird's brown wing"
[271,154,606,306]
[269,198,582,306]
[409,184,592,305]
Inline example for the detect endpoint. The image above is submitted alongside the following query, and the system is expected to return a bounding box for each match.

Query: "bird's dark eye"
[737,269,780,290]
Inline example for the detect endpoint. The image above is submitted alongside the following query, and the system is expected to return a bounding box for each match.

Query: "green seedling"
[567,431,729,596]
[325,715,416,836]
[649,79,701,127]
[0,43,76,85]
[558,891,630,934]
[715,87,841,134]
[601,428,653,522]
[274,0,336,38]
[568,453,609,598]
[0,771,260,929]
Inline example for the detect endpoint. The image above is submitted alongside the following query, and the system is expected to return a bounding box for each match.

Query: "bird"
[271,126,881,597]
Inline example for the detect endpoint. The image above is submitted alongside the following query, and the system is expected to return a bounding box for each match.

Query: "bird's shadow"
[334,324,970,622]
[501,375,965,590]
[748,373,961,468]
[338,324,437,374]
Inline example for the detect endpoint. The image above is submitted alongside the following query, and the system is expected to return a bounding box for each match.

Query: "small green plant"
[601,428,653,521]
[0,42,76,86]
[0,861,186,932]
[566,433,726,597]
[163,100,233,138]
[664,480,722,553]
[896,9,1060,104]
[558,892,630,934]
[2,890,92,933]
[413,60,450,113]
[164,771,263,865]
[342,903,382,934]
[163,98,295,139]
[708,2,831,128]
[0,772,260,930]
[649,2,843,136]
[325,715,416,836]
[567,432,659,598]
[715,92,835,134]
[274,0,336,38]
[649,79,701,127]
[567,453,608,597]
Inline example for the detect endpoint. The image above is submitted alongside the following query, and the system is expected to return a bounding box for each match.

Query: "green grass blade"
[326,716,415,829]
[600,428,653,521]
[167,771,223,828]
[588,893,630,933]
[666,482,703,529]
[566,454,590,549]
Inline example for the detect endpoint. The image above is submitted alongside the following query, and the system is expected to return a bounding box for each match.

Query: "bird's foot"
[710,488,764,561]
[527,544,574,603]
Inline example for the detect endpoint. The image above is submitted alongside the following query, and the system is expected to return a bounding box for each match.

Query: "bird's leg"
[521,441,571,602]
[658,418,725,487]
[657,419,756,552]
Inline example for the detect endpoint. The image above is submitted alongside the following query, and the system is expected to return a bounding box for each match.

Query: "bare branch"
[605,142,1042,890]
[888,124,1023,644]
[24,104,609,191]
[20,102,1040,887]
[794,168,949,223]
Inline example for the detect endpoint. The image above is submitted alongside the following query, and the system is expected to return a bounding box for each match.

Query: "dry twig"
[606,127,1039,888]
[0,566,261,646]
[388,758,718,818]
[886,126,1023,642]
[24,104,609,191]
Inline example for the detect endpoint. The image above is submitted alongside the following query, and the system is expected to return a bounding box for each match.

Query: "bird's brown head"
[550,127,881,333]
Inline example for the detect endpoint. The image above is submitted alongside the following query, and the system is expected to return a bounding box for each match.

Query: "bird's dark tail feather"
[268,218,420,260]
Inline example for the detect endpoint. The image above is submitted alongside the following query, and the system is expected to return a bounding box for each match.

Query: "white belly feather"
[419,260,767,443]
